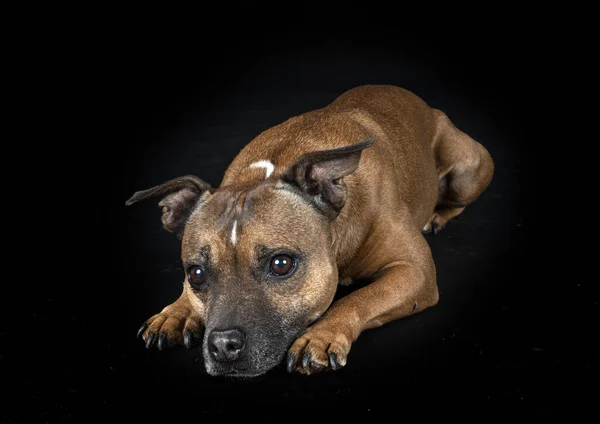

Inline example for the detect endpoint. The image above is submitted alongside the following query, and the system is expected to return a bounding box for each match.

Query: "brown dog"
[126,85,494,377]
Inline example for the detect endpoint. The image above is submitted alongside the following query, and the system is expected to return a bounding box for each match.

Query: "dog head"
[126,139,373,376]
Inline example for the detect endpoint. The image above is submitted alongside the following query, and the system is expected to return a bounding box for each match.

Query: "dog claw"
[137,323,147,339]
[302,352,311,368]
[157,333,166,351]
[287,354,296,373]
[328,352,340,370]
[145,331,155,349]
[184,330,192,349]
[432,222,440,235]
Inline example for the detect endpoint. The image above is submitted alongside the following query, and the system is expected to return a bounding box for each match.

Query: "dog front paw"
[286,325,352,375]
[137,305,203,351]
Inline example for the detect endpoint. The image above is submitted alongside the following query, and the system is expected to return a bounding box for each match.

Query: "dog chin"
[210,368,268,378]
[203,350,283,378]
[203,359,275,378]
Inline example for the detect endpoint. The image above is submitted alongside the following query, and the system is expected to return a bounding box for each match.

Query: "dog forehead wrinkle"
[183,244,210,265]
[228,189,256,247]
[249,160,275,178]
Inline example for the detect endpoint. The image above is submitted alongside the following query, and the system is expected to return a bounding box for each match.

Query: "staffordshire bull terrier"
[126,85,494,377]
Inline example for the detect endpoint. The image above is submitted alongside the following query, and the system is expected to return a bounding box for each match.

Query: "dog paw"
[422,214,445,235]
[286,327,351,375]
[137,306,203,350]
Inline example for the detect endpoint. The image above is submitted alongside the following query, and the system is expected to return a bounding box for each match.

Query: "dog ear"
[125,175,212,238]
[281,138,374,219]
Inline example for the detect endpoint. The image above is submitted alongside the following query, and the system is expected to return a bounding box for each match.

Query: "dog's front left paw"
[137,305,203,351]
[286,326,352,375]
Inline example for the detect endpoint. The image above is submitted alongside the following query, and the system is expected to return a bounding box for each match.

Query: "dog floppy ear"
[281,138,374,219]
[126,175,212,238]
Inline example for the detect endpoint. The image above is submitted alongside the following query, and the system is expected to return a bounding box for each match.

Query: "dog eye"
[188,266,206,288]
[270,255,295,276]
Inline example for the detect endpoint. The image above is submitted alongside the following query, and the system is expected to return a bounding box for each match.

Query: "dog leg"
[287,228,438,374]
[137,287,204,350]
[422,109,494,235]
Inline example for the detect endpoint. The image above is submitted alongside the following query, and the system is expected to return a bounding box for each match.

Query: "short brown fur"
[128,85,494,376]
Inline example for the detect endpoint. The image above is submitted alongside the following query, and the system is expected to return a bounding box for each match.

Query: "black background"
[2,9,595,423]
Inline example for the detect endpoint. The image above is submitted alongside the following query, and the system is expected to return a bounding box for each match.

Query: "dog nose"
[207,328,246,362]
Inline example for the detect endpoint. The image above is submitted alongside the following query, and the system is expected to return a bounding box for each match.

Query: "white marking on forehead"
[231,220,238,245]
[249,160,275,178]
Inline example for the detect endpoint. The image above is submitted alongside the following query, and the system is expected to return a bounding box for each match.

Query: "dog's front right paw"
[137,305,203,351]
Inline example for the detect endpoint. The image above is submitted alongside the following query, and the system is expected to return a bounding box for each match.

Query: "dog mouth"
[203,350,284,377]
[219,368,268,379]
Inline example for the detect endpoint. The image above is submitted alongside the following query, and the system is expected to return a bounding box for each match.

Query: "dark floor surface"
[2,14,596,423]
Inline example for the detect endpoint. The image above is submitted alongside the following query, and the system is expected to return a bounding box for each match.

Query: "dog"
[126,85,494,377]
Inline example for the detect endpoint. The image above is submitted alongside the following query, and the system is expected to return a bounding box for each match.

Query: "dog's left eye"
[270,254,295,277]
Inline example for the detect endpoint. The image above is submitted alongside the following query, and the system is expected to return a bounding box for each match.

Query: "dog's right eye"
[188,266,206,288]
